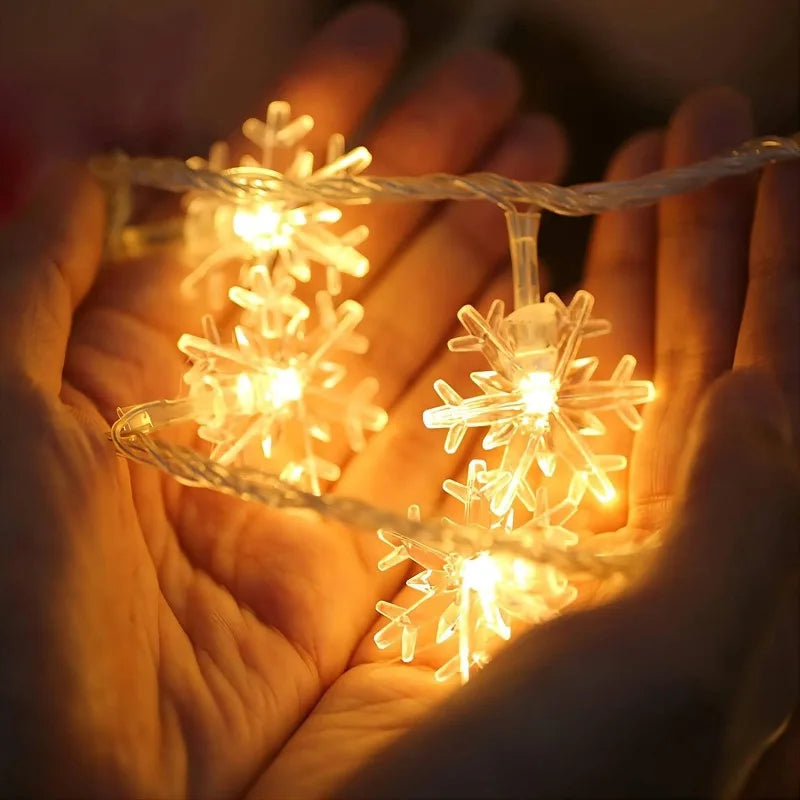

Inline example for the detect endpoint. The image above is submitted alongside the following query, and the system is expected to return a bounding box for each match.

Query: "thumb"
[0,163,105,395]
[646,369,799,794]
[651,369,798,667]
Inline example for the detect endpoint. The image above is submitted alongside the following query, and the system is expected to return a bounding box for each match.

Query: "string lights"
[174,101,384,492]
[101,108,800,682]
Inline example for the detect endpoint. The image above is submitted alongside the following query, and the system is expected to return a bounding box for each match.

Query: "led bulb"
[232,204,286,247]
[268,367,304,407]
[518,370,558,417]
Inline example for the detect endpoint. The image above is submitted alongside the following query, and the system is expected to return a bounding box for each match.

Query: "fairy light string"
[103,110,799,682]
[93,133,799,215]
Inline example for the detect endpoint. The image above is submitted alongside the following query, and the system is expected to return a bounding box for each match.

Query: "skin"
[0,4,797,798]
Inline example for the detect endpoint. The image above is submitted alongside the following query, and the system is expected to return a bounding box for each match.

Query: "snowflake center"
[517,370,558,418]
[233,203,297,250]
[235,366,304,413]
[460,552,503,597]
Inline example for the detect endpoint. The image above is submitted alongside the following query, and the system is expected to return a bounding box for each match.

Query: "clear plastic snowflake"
[177,262,387,494]
[183,100,371,298]
[374,459,581,683]
[423,290,655,515]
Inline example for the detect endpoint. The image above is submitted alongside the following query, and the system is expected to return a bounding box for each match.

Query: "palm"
[35,8,569,796]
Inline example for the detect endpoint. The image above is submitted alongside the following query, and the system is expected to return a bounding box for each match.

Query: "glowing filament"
[232,205,290,249]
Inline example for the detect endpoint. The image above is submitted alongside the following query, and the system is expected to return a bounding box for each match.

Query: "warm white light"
[268,367,304,407]
[178,265,386,494]
[460,551,503,596]
[170,99,665,688]
[518,370,558,417]
[374,460,580,683]
[232,205,287,248]
[236,373,256,413]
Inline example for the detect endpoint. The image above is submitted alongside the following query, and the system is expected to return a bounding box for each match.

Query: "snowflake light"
[423,290,655,515]
[177,262,387,494]
[183,100,372,298]
[369,210,655,681]
[374,459,581,683]
[104,118,795,690]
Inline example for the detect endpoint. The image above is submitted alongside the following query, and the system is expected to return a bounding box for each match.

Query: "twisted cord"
[92,133,800,216]
[111,404,648,580]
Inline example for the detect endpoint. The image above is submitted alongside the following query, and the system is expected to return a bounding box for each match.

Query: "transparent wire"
[92,134,800,218]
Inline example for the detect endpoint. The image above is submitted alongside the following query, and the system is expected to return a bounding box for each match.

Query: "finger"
[328,49,524,302]
[735,162,800,444]
[584,129,663,377]
[574,129,663,532]
[631,87,755,533]
[233,3,406,162]
[0,164,105,395]
[319,114,566,482]
[147,5,403,220]
[355,113,566,399]
[340,273,511,522]
[657,87,754,386]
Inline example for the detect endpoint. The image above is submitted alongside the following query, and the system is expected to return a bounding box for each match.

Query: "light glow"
[267,367,304,407]
[518,370,558,417]
[232,204,288,248]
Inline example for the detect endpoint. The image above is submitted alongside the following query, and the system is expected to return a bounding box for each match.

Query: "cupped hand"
[0,5,570,798]
[342,89,800,797]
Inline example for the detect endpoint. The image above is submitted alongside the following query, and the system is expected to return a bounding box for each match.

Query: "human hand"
[342,88,800,797]
[0,4,569,797]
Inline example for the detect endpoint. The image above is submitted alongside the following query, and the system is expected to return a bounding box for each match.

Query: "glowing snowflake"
[184,100,371,298]
[423,290,655,515]
[374,459,580,683]
[177,263,387,494]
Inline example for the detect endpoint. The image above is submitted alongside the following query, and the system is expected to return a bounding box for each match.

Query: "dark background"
[1,0,797,282]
